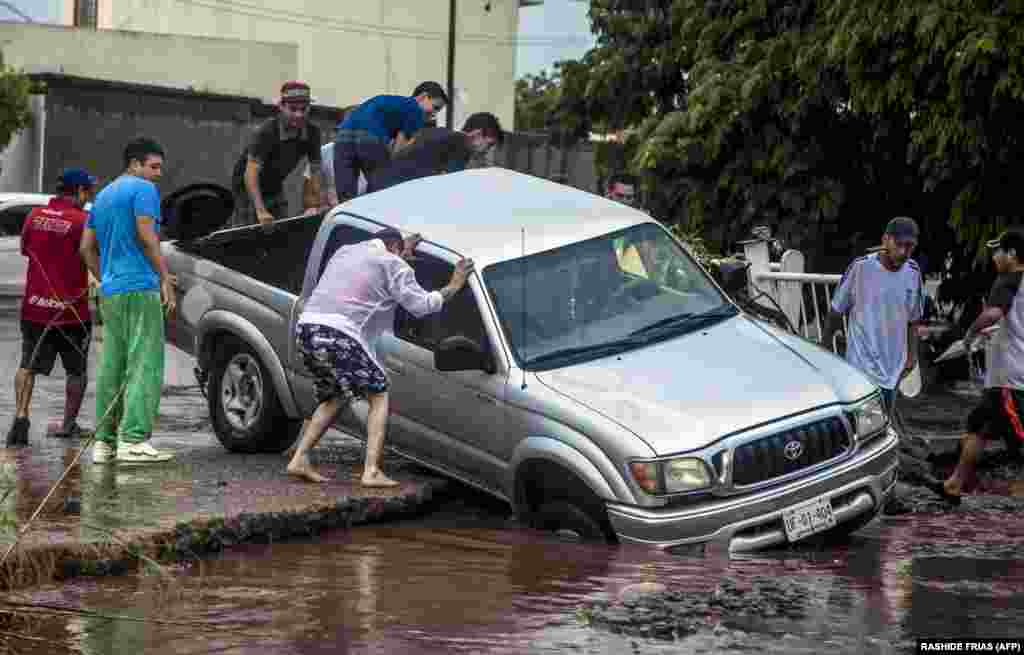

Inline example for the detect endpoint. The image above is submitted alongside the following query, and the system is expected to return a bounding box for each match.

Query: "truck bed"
[173,213,325,295]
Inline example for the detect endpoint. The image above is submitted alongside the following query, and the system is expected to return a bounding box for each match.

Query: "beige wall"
[0,21,297,98]
[74,0,518,130]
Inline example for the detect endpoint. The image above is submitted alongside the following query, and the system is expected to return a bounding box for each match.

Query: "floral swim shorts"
[296,323,389,404]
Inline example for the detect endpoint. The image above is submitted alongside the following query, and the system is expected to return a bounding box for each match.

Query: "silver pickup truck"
[162,169,899,553]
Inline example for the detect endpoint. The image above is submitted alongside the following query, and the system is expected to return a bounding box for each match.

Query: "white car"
[0,193,52,295]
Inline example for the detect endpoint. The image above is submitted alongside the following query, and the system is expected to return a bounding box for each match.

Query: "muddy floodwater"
[8,486,1024,655]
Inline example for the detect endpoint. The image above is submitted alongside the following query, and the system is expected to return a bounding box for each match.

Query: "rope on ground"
[0,600,280,637]
[2,243,132,567]
[0,382,128,567]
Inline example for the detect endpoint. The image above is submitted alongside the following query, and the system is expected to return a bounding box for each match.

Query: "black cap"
[987,228,1024,254]
[885,216,919,240]
[375,227,404,244]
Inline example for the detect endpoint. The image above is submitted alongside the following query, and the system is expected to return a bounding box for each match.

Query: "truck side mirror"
[713,259,750,296]
[435,336,495,374]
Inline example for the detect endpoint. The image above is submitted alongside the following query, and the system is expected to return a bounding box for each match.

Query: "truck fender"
[507,436,632,506]
[197,310,300,418]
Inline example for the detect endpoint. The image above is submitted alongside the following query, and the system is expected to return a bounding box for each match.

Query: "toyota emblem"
[783,440,804,461]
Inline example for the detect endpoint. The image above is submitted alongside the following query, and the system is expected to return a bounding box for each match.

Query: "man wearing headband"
[940,228,1024,503]
[230,80,323,229]
[286,228,473,486]
[825,216,926,415]
[6,169,96,447]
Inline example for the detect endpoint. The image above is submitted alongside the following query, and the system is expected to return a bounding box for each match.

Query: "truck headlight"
[664,458,712,493]
[629,457,712,495]
[848,394,888,439]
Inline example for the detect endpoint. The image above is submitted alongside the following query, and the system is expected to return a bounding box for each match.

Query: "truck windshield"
[483,223,733,369]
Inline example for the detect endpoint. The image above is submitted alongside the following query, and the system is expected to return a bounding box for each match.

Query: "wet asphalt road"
[2,293,1024,653]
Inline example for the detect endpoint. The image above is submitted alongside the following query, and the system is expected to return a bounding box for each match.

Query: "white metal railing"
[750,271,846,351]
[741,236,846,353]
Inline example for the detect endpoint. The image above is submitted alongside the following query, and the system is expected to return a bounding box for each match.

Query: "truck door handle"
[384,360,405,375]
[475,392,496,404]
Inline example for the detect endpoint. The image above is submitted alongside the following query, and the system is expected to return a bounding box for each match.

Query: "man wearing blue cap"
[285,228,473,486]
[6,169,96,447]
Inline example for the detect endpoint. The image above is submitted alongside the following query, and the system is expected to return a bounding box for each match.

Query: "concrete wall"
[72,0,518,130]
[29,75,343,212]
[0,96,46,193]
[0,21,297,98]
[496,132,599,194]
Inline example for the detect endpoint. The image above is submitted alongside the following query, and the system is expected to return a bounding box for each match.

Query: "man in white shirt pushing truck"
[285,228,473,487]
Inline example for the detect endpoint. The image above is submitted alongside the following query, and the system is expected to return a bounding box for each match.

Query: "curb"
[0,478,445,591]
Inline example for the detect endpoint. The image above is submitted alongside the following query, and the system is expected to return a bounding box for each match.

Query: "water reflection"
[11,516,1024,655]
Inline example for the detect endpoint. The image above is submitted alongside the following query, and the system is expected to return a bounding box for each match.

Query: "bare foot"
[287,456,328,483]
[360,470,400,488]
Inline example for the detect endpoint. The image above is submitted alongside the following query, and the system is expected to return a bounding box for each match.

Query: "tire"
[533,500,613,544]
[208,337,301,453]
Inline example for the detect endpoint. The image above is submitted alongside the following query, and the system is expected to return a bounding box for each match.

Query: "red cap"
[280,80,312,104]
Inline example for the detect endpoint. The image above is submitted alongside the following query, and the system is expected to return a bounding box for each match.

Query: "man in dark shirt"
[937,228,1024,503]
[370,112,503,192]
[332,81,448,201]
[230,80,322,228]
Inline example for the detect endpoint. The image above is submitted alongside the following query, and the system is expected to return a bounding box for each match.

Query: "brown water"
[8,504,1024,655]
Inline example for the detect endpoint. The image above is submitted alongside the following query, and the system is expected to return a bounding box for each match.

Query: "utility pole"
[446,0,456,129]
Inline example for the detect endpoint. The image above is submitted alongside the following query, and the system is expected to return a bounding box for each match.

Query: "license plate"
[782,495,836,542]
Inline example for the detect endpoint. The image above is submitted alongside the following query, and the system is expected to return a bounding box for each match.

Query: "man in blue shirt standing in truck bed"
[332,81,448,201]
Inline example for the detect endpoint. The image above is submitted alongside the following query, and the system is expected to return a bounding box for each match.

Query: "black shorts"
[19,320,91,377]
[967,387,1024,443]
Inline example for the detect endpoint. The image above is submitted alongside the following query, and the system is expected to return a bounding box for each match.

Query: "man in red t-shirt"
[6,169,96,447]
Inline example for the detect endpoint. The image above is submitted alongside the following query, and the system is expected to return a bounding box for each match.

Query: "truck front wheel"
[208,338,301,453]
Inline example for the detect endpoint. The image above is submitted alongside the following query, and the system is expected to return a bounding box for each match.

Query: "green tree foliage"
[515,69,560,132]
[561,0,1024,309]
[0,54,37,152]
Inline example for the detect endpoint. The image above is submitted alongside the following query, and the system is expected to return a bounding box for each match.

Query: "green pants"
[94,291,165,445]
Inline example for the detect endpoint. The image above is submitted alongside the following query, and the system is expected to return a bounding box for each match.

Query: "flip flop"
[923,479,962,506]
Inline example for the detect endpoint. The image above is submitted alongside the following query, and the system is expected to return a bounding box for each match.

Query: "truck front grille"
[731,416,851,487]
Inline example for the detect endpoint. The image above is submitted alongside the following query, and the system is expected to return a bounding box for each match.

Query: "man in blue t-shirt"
[333,81,448,201]
[79,137,176,465]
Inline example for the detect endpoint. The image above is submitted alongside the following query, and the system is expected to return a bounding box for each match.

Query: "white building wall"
[0,21,298,98]
[80,0,519,130]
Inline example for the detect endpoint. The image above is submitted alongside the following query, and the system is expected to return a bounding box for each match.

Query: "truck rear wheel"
[208,337,301,453]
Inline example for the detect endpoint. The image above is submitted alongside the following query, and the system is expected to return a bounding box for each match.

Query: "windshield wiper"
[524,338,644,368]
[629,306,738,337]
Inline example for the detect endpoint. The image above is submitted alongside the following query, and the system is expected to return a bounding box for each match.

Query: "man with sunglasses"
[332,81,448,202]
[825,216,926,415]
[230,81,323,229]
[369,112,503,193]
